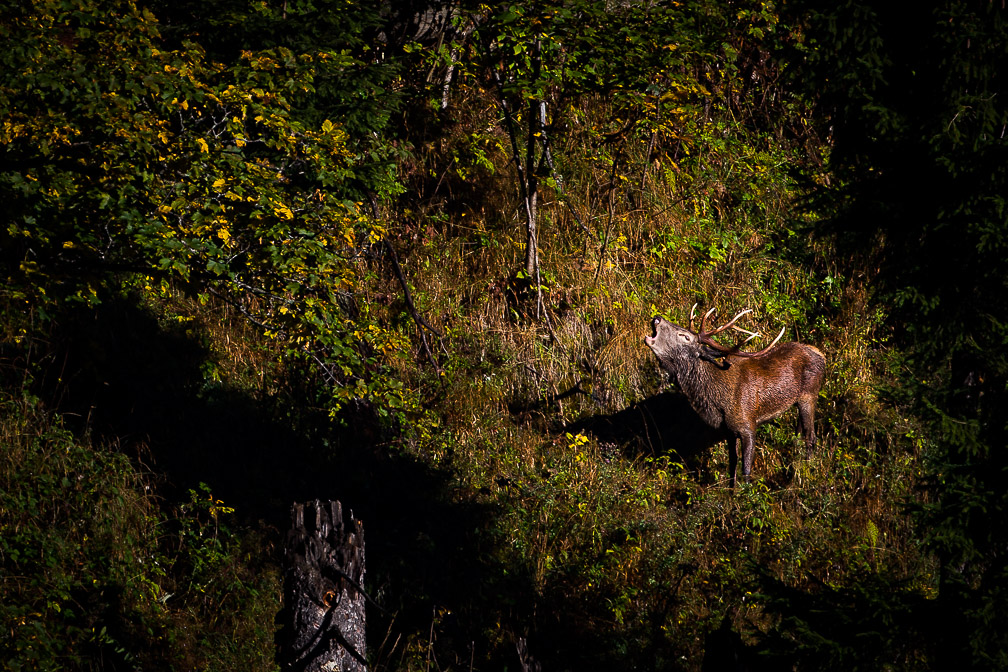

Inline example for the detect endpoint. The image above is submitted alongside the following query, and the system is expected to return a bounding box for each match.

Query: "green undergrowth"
[0,87,933,672]
[0,1,947,668]
[0,391,280,671]
[363,79,933,667]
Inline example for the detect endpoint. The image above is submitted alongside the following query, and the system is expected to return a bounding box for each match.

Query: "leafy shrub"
[0,393,164,669]
[0,392,280,671]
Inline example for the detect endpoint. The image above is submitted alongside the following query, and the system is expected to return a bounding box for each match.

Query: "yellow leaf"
[212,178,225,189]
[197,138,208,153]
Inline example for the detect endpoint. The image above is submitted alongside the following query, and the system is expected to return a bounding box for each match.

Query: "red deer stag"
[645,306,826,485]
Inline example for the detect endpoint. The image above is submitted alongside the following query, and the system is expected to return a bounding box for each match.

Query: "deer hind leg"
[797,396,817,460]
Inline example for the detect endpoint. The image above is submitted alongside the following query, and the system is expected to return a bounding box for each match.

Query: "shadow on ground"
[21,297,534,670]
[22,297,803,670]
[564,391,727,474]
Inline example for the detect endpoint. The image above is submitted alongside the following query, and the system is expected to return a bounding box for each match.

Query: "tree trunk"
[278,500,367,672]
[522,38,543,282]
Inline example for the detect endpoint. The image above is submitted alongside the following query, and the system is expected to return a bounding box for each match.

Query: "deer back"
[646,314,825,432]
[726,342,825,427]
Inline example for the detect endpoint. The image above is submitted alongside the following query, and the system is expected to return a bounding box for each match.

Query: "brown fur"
[645,316,826,485]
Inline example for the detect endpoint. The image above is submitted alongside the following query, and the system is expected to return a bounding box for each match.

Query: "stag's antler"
[690,303,746,333]
[693,306,785,357]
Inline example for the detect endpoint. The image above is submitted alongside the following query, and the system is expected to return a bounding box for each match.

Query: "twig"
[594,153,621,286]
[367,196,443,373]
[384,237,442,373]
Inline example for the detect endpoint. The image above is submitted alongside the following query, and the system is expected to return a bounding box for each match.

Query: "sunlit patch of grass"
[135,285,282,395]
[379,82,930,668]
[0,6,938,668]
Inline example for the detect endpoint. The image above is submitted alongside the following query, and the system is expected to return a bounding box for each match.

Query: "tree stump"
[278,500,366,672]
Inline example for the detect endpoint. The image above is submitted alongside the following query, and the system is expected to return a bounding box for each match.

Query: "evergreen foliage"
[780,1,1008,666]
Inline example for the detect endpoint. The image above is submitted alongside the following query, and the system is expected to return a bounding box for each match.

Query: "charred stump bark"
[278,500,366,672]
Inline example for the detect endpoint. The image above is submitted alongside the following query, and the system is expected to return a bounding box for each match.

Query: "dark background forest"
[2,0,1006,669]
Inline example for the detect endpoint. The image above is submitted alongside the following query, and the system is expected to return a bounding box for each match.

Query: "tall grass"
[0,38,933,672]
[367,80,930,669]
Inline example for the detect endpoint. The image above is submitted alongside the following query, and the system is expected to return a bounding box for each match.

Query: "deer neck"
[674,355,726,429]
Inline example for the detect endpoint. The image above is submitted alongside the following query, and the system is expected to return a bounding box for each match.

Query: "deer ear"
[699,348,731,369]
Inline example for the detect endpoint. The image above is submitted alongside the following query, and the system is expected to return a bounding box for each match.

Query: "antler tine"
[689,303,699,331]
[725,325,787,358]
[696,309,788,358]
[767,326,786,348]
[730,324,760,340]
[697,306,717,334]
[743,325,786,357]
[701,308,752,338]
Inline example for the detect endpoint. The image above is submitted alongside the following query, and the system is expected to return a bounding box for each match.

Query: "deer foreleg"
[740,431,756,482]
[728,438,739,488]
